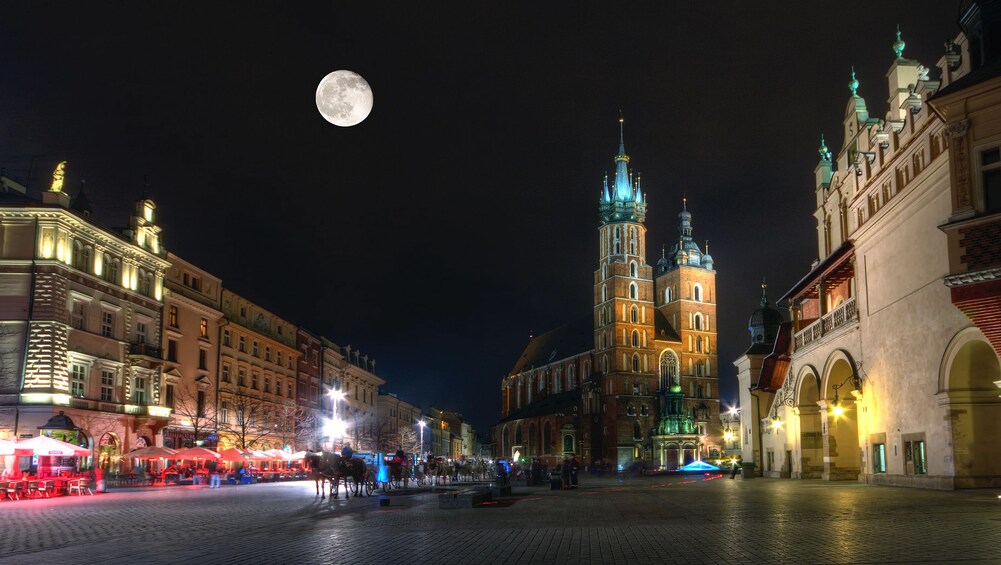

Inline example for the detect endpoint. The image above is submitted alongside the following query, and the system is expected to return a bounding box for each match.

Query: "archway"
[682,443,697,465]
[663,444,679,471]
[821,352,861,481]
[796,366,823,479]
[528,423,537,457]
[943,329,1001,487]
[98,432,121,474]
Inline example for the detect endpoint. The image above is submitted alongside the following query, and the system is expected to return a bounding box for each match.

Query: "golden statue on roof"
[50,161,67,192]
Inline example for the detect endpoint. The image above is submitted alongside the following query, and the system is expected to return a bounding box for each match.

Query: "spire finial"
[819,134,831,161]
[661,244,666,260]
[849,67,859,96]
[705,240,709,254]
[760,277,769,308]
[619,110,624,146]
[893,24,906,58]
[683,194,687,211]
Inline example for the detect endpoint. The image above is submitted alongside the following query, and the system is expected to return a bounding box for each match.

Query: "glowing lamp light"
[831,404,844,418]
[771,418,782,429]
[323,417,348,439]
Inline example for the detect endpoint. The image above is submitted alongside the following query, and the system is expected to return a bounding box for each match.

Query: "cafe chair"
[6,481,22,501]
[69,478,93,496]
[34,480,51,498]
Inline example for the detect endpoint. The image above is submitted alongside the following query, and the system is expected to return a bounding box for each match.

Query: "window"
[277,352,283,366]
[627,404,636,416]
[693,284,702,302]
[630,261,637,277]
[71,364,87,398]
[200,318,208,338]
[631,330,639,347]
[287,355,293,369]
[981,147,1001,212]
[696,336,703,352]
[198,349,207,370]
[238,336,246,352]
[136,321,148,344]
[665,287,672,303]
[222,364,231,383]
[264,376,271,394]
[873,443,887,473]
[167,339,178,362]
[693,313,703,331]
[631,353,640,372]
[100,370,114,402]
[252,373,259,390]
[165,384,175,409]
[223,329,231,347]
[104,257,119,285]
[71,302,86,330]
[168,305,178,328]
[265,346,271,362]
[252,341,259,357]
[196,390,206,417]
[630,305,638,323]
[904,437,927,475]
[312,351,319,367]
[101,311,114,338]
[601,285,608,302]
[221,401,229,424]
[134,376,147,405]
[239,306,247,318]
[629,283,638,299]
[184,273,202,291]
[238,369,246,387]
[287,382,293,398]
[629,227,637,255]
[277,379,283,397]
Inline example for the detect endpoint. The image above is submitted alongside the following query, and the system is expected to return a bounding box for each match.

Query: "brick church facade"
[494,121,721,470]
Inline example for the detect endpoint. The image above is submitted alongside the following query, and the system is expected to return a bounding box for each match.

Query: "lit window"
[200,318,208,338]
[238,336,246,353]
[71,364,87,398]
[101,311,114,338]
[223,329,231,346]
[70,302,87,330]
[134,376,147,405]
[222,364,231,383]
[168,305,178,327]
[136,321,147,344]
[100,370,114,402]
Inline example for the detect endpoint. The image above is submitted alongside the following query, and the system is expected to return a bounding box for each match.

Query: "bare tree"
[217,390,269,450]
[168,384,216,448]
[71,411,123,473]
[272,398,315,451]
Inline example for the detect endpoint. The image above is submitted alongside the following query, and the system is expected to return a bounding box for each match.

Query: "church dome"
[747,281,784,345]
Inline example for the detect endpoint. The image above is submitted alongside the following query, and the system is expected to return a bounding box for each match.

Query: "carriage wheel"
[365,475,375,496]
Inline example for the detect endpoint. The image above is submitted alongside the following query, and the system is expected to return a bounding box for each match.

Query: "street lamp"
[326,388,346,449]
[418,419,426,458]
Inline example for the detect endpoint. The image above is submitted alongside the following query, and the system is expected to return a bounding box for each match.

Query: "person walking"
[569,453,580,488]
[730,455,743,479]
[207,458,221,489]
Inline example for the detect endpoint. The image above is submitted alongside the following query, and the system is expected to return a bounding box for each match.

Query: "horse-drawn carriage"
[304,450,375,499]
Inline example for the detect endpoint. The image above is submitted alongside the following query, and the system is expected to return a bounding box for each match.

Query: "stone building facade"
[746,14,1001,489]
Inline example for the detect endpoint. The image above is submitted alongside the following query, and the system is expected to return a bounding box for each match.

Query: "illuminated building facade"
[161,253,223,450]
[375,392,422,453]
[216,289,300,450]
[0,174,170,470]
[322,342,384,452]
[295,327,322,445]
[496,123,721,470]
[751,14,1001,488]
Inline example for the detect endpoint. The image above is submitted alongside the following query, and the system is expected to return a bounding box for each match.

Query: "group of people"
[519,454,580,488]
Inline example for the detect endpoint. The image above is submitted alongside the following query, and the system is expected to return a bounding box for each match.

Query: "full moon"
[315,70,373,127]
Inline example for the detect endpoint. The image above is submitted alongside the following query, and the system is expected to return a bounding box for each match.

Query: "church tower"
[654,201,720,458]
[593,117,658,468]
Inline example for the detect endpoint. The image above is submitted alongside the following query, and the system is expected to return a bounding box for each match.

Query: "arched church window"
[553,369,561,394]
[695,361,704,377]
[696,336,703,353]
[629,227,637,255]
[630,261,637,278]
[567,365,576,389]
[627,404,635,416]
[602,264,607,280]
[583,360,590,378]
[629,283,638,299]
[602,355,609,374]
[630,306,638,323]
[659,351,678,390]
[633,421,642,439]
[693,313,703,331]
[693,284,702,302]
[665,287,672,303]
[631,353,640,372]
[602,285,608,302]
[631,330,639,347]
[613,227,621,254]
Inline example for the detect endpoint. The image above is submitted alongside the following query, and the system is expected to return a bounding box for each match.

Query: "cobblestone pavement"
[0,473,999,565]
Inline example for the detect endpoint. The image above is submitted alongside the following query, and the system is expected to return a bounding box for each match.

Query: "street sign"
[19,434,33,438]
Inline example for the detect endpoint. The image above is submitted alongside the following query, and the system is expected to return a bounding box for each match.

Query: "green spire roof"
[849,67,859,96]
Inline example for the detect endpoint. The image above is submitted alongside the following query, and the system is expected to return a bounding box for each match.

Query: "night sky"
[1,2,962,434]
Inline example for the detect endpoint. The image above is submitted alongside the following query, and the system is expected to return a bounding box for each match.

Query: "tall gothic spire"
[599,114,647,225]
[613,114,632,201]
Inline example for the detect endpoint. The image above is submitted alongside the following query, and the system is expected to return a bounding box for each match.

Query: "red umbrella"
[172,446,220,461]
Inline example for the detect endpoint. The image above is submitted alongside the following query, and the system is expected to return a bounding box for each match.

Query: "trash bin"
[95,468,106,493]
[739,462,757,480]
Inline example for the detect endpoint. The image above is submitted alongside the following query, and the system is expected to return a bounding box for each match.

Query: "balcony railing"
[127,342,162,359]
[795,297,858,349]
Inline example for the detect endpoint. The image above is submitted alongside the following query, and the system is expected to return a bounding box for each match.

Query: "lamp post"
[327,389,345,450]
[418,419,426,458]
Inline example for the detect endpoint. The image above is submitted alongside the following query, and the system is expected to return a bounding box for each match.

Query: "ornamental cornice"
[164,290,223,319]
[944,267,1001,287]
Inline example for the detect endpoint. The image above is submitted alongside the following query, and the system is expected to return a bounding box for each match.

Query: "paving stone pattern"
[0,474,999,564]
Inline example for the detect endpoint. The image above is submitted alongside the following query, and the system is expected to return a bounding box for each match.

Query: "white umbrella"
[172,446,220,461]
[127,446,178,460]
[0,438,19,456]
[16,435,91,456]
